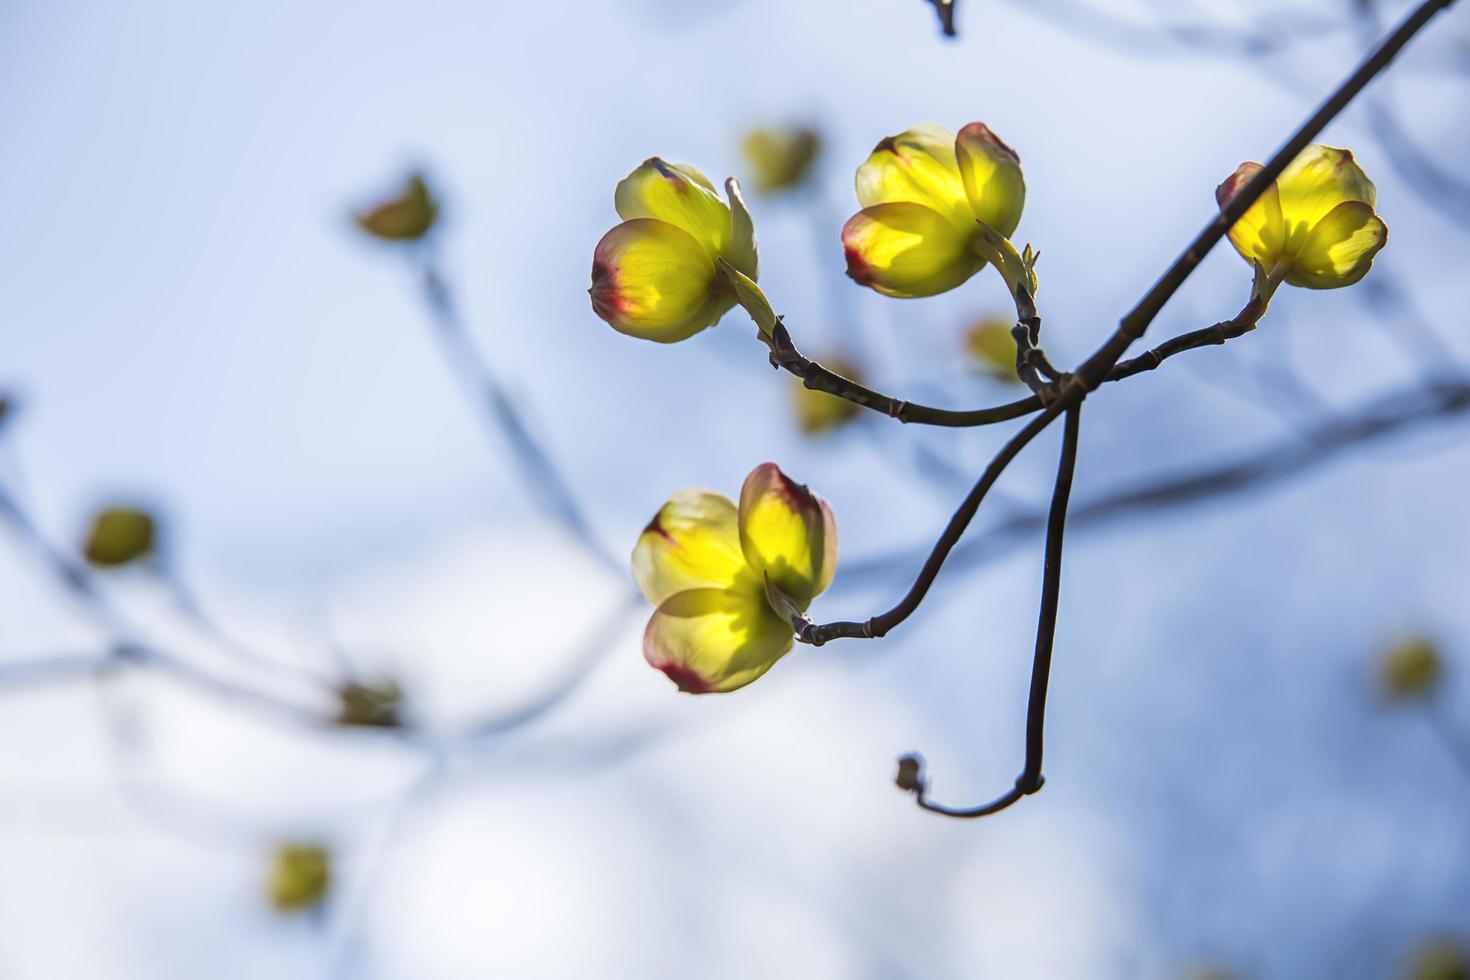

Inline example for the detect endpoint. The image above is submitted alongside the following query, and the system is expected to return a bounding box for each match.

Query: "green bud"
[268,842,331,913]
[82,507,156,568]
[355,172,438,242]
[741,126,822,194]
[336,679,404,729]
[1380,636,1444,701]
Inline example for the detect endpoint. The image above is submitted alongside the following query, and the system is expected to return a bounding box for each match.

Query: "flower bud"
[354,172,438,242]
[843,122,1025,299]
[741,125,822,194]
[83,506,156,568]
[633,464,836,693]
[1217,145,1387,294]
[591,161,759,343]
[267,842,331,913]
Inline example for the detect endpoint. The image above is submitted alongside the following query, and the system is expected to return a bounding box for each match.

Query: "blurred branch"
[839,375,1470,588]
[418,250,622,573]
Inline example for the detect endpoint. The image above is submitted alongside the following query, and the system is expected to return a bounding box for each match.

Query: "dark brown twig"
[905,404,1082,817]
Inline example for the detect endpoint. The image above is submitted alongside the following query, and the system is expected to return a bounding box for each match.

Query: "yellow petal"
[954,122,1025,238]
[737,462,837,606]
[614,158,731,261]
[590,218,726,342]
[632,488,747,606]
[1276,144,1376,251]
[842,203,984,298]
[1287,200,1387,289]
[855,123,973,236]
[1217,161,1287,271]
[643,585,795,694]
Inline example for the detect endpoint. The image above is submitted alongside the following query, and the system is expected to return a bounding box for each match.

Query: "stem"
[420,255,621,572]
[912,405,1082,818]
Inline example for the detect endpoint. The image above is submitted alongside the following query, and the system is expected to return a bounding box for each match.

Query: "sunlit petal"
[954,122,1025,238]
[632,488,747,606]
[1287,200,1387,289]
[590,218,723,342]
[1276,144,1376,251]
[643,585,795,694]
[1216,161,1287,271]
[614,158,732,260]
[842,203,983,298]
[855,123,973,235]
[737,462,837,606]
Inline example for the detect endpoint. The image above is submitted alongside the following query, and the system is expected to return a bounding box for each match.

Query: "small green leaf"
[717,258,777,339]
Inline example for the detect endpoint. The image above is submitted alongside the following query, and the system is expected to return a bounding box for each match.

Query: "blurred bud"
[741,125,822,194]
[0,394,12,431]
[355,172,439,242]
[1407,939,1470,980]
[1380,636,1444,701]
[964,316,1020,382]
[895,754,925,793]
[792,356,862,436]
[267,842,331,913]
[335,679,404,729]
[82,507,156,568]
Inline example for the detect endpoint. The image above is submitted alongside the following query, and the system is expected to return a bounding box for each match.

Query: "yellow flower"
[633,463,837,693]
[842,122,1025,298]
[1217,144,1387,291]
[590,159,758,343]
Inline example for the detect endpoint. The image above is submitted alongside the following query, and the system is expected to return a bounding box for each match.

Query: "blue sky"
[2,0,1470,977]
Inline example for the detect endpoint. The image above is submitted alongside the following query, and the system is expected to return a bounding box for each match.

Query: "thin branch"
[837,377,1470,589]
[791,387,1079,645]
[903,404,1080,818]
[769,319,1043,427]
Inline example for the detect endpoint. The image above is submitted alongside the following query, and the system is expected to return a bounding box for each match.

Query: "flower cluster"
[591,125,1389,695]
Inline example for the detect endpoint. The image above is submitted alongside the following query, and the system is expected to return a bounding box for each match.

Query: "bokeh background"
[3,0,1470,977]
